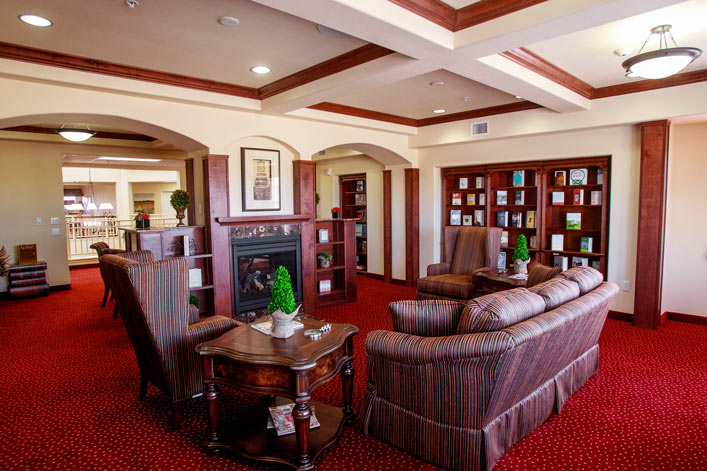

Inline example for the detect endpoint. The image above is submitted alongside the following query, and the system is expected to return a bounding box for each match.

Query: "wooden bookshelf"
[315,219,357,308]
[339,173,368,272]
[441,156,611,277]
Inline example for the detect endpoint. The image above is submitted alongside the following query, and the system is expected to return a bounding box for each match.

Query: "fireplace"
[232,235,302,314]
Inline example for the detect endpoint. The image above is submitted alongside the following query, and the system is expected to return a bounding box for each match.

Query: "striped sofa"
[101,251,239,427]
[417,226,501,301]
[363,266,618,470]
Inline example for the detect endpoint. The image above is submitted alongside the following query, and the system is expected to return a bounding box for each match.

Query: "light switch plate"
[50,217,60,225]
[622,280,630,291]
[36,217,42,225]
[51,228,61,236]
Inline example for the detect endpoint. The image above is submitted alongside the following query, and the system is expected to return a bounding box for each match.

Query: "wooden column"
[203,154,232,318]
[185,158,196,226]
[405,168,419,287]
[383,170,392,283]
[634,120,670,329]
[292,160,317,313]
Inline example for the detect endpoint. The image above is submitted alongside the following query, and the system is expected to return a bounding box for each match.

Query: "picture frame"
[241,147,281,211]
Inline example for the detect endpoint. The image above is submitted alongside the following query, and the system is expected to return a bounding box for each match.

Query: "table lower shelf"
[207,398,350,470]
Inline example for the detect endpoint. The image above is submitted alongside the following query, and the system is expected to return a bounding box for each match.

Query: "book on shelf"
[591,260,601,270]
[467,194,475,205]
[529,235,537,249]
[496,211,509,227]
[569,168,588,185]
[590,191,602,205]
[497,252,507,270]
[474,210,485,226]
[354,193,366,205]
[362,240,367,252]
[479,193,486,205]
[476,176,484,188]
[552,192,565,205]
[318,229,329,243]
[451,192,462,205]
[355,223,363,236]
[551,234,564,251]
[566,213,582,230]
[267,403,320,436]
[511,212,523,228]
[459,177,468,189]
[554,255,569,271]
[573,189,584,205]
[318,280,331,293]
[596,169,603,185]
[462,215,473,226]
[580,237,593,253]
[188,268,202,288]
[356,180,365,191]
[450,210,462,226]
[500,231,509,247]
[497,190,508,205]
[183,235,190,256]
[526,210,536,228]
[356,209,367,222]
[515,190,524,205]
[554,170,566,186]
[251,320,305,336]
[572,256,589,267]
[512,170,525,187]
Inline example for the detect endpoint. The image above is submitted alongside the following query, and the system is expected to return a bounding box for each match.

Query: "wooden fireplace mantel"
[217,214,314,226]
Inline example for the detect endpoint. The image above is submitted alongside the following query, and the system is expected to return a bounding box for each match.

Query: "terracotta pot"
[514,259,530,275]
[270,304,301,339]
[175,207,186,226]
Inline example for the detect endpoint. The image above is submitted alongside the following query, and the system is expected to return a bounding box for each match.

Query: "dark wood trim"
[292,161,317,216]
[217,214,313,225]
[357,271,406,285]
[633,120,670,330]
[49,284,71,292]
[455,0,548,31]
[405,168,420,287]
[185,158,196,227]
[387,0,456,30]
[418,101,542,126]
[203,154,232,318]
[307,102,418,127]
[500,48,594,99]
[1,125,157,142]
[593,69,707,99]
[258,45,394,99]
[608,310,633,322]
[0,41,260,100]
[292,161,317,313]
[665,312,707,326]
[383,170,392,283]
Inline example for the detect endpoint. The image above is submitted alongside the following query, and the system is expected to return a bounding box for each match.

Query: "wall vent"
[470,120,489,136]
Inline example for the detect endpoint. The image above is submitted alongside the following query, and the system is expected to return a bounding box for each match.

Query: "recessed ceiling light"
[97,156,161,162]
[250,65,271,74]
[124,0,140,8]
[515,95,523,99]
[432,109,446,114]
[463,96,470,102]
[19,14,52,27]
[218,16,240,27]
[429,81,445,86]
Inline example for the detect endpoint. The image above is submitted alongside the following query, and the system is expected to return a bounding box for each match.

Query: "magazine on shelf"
[476,176,484,188]
[591,260,601,270]
[529,235,537,249]
[355,180,365,191]
[500,231,509,247]
[566,213,582,230]
[467,194,475,206]
[452,193,462,205]
[511,212,523,228]
[251,320,305,336]
[596,169,603,185]
[474,210,485,226]
[496,190,508,205]
[497,252,507,270]
[512,170,525,187]
[354,193,366,205]
[515,190,524,205]
[569,168,588,185]
[319,280,331,293]
[580,237,593,253]
[318,229,329,243]
[590,191,602,205]
[554,256,569,271]
[267,403,321,436]
[459,177,468,189]
[188,268,202,288]
[496,211,509,227]
[554,171,566,186]
[552,192,565,205]
[573,189,584,205]
[572,256,589,267]
[526,210,536,229]
[551,234,564,251]
[478,193,486,205]
[462,215,473,226]
[450,210,462,226]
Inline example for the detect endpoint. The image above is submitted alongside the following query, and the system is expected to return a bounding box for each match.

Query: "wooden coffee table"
[196,317,358,470]
[475,269,527,295]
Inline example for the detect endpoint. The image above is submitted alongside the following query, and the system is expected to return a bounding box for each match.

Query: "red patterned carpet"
[1,268,706,470]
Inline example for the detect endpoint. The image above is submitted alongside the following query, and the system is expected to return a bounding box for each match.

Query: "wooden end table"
[196,318,358,470]
[475,269,526,295]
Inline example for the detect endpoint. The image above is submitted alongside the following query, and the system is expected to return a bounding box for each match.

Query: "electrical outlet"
[622,280,630,291]
[50,217,60,225]
[51,228,61,236]
[36,217,42,226]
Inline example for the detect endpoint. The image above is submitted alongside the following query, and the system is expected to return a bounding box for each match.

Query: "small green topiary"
[189,294,200,309]
[170,189,192,209]
[268,266,296,314]
[513,234,530,262]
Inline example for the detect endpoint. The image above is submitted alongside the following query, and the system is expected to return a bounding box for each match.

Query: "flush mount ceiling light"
[622,24,702,79]
[19,14,52,27]
[429,81,445,86]
[432,109,446,114]
[250,65,271,74]
[97,156,161,162]
[218,16,240,27]
[57,125,95,142]
[124,0,140,8]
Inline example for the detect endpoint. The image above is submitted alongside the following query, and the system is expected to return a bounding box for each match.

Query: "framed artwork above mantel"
[241,147,281,212]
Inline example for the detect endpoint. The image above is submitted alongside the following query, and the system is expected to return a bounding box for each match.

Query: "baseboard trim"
[608,310,633,322]
[665,311,707,326]
[358,272,406,285]
[50,284,71,292]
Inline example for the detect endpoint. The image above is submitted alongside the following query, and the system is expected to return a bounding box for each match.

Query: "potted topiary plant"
[317,252,332,268]
[268,266,301,338]
[170,189,192,227]
[512,234,531,275]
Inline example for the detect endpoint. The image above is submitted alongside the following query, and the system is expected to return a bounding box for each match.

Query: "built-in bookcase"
[339,173,367,272]
[441,156,611,276]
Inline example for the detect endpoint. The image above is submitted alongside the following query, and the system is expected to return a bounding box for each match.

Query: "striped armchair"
[90,242,126,312]
[101,252,239,427]
[417,226,502,301]
[364,267,618,470]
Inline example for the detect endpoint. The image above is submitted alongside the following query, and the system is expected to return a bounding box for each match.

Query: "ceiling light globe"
[432,109,446,114]
[624,48,701,79]
[58,130,95,142]
[19,14,52,27]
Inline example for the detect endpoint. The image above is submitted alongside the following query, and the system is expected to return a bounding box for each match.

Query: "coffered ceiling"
[0,0,705,134]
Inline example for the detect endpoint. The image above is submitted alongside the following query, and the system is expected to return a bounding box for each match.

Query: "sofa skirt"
[362,345,599,471]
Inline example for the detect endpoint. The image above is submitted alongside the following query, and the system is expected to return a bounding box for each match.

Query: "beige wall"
[0,141,70,291]
[662,123,707,317]
[418,125,641,314]
[129,181,179,215]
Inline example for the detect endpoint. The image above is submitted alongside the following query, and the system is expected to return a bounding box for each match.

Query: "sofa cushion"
[417,274,475,300]
[526,263,562,288]
[528,277,580,311]
[559,266,604,295]
[457,288,546,334]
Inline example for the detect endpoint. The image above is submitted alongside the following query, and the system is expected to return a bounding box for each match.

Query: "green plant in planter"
[268,266,296,314]
[170,189,192,209]
[513,234,530,262]
[189,294,200,309]
[317,252,332,260]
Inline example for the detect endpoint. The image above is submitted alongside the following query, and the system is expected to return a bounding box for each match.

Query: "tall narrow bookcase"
[339,173,367,272]
[315,219,357,308]
[441,156,611,277]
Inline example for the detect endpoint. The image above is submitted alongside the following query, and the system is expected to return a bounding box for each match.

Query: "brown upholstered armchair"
[101,252,239,427]
[526,262,562,287]
[417,226,502,301]
[90,242,126,313]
